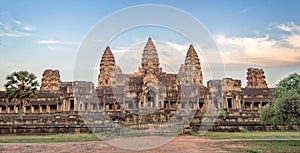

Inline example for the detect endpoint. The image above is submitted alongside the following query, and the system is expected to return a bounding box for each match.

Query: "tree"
[260,73,300,126]
[4,71,39,119]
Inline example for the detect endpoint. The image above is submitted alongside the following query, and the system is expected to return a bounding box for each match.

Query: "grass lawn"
[202,131,300,139]
[200,131,300,153]
[0,133,99,143]
[1,132,300,143]
[218,140,300,153]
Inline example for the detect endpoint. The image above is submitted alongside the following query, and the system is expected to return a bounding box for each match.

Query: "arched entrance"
[147,88,155,107]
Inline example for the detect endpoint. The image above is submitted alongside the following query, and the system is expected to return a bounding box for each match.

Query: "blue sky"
[1,0,300,89]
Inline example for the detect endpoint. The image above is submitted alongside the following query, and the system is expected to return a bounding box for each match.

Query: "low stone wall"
[0,124,88,135]
[1,111,300,135]
[190,111,300,132]
[0,112,121,135]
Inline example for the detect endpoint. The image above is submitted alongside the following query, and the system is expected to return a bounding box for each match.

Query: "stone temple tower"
[98,46,116,88]
[246,67,268,89]
[181,44,203,85]
[40,69,61,91]
[138,37,162,76]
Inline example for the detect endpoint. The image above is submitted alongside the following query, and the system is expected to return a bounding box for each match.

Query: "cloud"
[36,39,78,45]
[36,39,79,49]
[215,22,300,68]
[0,31,31,37]
[11,19,21,25]
[287,34,300,48]
[23,26,34,31]
[276,22,300,33]
[0,17,33,37]
[37,39,62,44]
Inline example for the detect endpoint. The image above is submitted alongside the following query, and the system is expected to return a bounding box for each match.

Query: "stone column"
[259,101,262,110]
[66,100,70,111]
[144,94,147,108]
[155,94,158,108]
[47,105,50,113]
[39,105,41,113]
[23,106,26,114]
[62,100,65,111]
[224,99,227,109]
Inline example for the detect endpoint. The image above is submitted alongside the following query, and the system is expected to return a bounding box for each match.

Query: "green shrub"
[244,148,261,153]
[219,109,227,118]
[187,130,199,136]
[240,127,249,133]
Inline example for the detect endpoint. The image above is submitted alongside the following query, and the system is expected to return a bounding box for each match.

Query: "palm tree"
[4,70,39,119]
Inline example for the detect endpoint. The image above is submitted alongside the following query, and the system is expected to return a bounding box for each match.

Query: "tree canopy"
[260,73,300,126]
[4,71,39,118]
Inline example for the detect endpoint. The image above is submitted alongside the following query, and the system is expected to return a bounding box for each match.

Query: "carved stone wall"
[246,67,268,89]
[40,69,61,91]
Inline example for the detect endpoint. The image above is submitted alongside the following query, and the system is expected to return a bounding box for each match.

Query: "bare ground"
[0,136,228,153]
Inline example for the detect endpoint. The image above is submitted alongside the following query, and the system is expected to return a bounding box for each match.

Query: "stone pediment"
[143,71,158,85]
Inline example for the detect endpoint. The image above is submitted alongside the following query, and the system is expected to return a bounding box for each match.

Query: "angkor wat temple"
[0,38,282,134]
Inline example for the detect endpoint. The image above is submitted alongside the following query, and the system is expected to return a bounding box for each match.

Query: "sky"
[1,0,300,90]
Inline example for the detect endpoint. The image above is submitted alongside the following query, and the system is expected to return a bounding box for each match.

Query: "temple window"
[84,103,88,110]
[9,106,14,112]
[70,100,74,110]
[41,105,47,112]
[26,106,31,113]
[199,102,204,108]
[254,102,260,110]
[50,105,57,113]
[227,98,232,108]
[244,102,251,110]
[262,102,268,107]
[109,104,113,110]
[33,105,39,113]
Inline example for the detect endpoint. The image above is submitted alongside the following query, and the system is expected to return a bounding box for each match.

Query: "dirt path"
[0,136,227,153]
[2,136,299,153]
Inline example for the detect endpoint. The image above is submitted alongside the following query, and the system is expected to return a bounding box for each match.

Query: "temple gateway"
[0,38,278,134]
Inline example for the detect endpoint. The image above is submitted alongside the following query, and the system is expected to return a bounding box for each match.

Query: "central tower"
[138,37,162,76]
